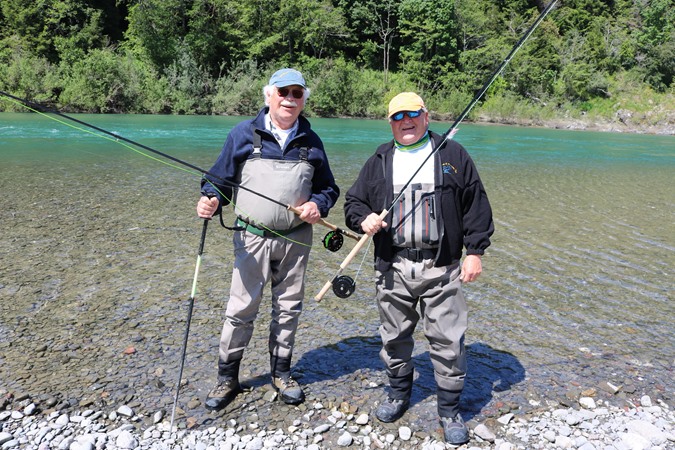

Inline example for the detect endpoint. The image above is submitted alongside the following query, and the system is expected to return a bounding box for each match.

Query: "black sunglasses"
[277,87,305,99]
[391,109,423,121]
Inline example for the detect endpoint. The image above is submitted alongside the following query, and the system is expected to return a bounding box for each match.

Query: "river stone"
[579,397,596,409]
[337,431,353,446]
[117,405,134,417]
[1,439,20,449]
[473,423,496,442]
[355,413,369,425]
[398,426,412,441]
[625,420,667,445]
[313,424,330,434]
[640,395,653,407]
[53,414,69,428]
[115,430,138,449]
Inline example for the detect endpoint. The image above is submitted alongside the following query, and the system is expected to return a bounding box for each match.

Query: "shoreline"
[442,115,675,136]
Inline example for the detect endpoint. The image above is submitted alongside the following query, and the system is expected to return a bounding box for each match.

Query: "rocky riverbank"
[0,388,673,449]
[468,105,675,136]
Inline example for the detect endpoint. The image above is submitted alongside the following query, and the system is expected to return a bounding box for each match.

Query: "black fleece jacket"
[344,131,494,271]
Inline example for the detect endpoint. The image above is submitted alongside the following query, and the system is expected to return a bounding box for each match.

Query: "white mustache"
[281,100,298,108]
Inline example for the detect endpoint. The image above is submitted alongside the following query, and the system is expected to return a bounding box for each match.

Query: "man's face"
[268,85,305,130]
[390,110,429,145]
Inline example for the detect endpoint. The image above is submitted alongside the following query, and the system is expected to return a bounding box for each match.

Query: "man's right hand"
[197,195,219,219]
[360,212,387,236]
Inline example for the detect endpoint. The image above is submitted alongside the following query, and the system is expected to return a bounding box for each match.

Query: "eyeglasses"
[390,109,424,121]
[277,87,305,99]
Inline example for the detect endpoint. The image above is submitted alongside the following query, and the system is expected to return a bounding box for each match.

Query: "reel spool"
[332,275,356,299]
[322,230,344,252]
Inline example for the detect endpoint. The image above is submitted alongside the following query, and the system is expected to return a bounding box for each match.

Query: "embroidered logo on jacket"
[442,162,458,174]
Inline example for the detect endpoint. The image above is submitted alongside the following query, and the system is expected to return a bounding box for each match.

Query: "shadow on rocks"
[295,337,524,420]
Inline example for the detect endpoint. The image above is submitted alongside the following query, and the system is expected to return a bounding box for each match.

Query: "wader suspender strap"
[252,126,263,156]
[218,126,264,231]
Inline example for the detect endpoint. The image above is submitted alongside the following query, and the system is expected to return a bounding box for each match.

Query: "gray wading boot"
[270,355,305,405]
[375,372,414,423]
[205,359,242,411]
[438,388,469,445]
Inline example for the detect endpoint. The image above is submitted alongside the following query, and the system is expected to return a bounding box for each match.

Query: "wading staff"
[0,90,359,243]
[315,0,559,301]
[170,217,210,431]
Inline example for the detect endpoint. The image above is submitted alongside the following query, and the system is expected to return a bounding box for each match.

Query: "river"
[0,112,673,433]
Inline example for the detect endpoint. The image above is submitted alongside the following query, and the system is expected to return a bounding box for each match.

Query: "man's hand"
[360,213,388,236]
[296,201,321,224]
[197,195,219,219]
[460,254,482,283]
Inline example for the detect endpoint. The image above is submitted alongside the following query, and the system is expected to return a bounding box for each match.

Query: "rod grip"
[315,279,334,302]
[315,209,388,301]
[287,205,361,241]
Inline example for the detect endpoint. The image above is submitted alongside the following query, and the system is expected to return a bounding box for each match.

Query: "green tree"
[184,0,251,73]
[123,0,187,71]
[398,0,459,90]
[345,0,399,80]
[0,0,108,64]
[634,0,675,90]
[274,0,349,62]
[59,47,139,112]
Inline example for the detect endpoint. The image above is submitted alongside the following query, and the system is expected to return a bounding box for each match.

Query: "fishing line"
[0,90,360,247]
[315,0,560,301]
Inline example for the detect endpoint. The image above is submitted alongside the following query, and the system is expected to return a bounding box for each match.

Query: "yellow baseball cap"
[388,92,425,118]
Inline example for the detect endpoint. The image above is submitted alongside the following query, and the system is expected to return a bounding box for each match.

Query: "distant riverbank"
[427,108,675,136]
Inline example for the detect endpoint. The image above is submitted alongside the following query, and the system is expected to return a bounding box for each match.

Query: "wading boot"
[437,387,467,444]
[204,359,241,411]
[440,414,469,445]
[272,376,305,404]
[270,355,305,405]
[375,397,410,423]
[375,371,413,423]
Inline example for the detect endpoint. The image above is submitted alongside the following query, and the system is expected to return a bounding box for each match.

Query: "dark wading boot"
[375,397,410,423]
[375,371,414,423]
[440,414,469,445]
[438,388,469,445]
[205,359,242,411]
[270,355,305,405]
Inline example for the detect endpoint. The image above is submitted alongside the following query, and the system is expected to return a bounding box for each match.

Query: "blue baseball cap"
[269,68,306,88]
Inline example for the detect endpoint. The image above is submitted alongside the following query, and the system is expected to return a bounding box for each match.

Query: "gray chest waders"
[233,132,314,231]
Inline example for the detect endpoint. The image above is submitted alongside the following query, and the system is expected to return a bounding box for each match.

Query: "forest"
[1,0,673,128]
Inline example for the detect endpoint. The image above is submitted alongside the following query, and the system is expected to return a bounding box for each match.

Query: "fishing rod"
[0,90,360,247]
[315,0,560,301]
[170,216,210,431]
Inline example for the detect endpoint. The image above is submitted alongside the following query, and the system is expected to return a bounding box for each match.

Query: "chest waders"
[391,181,439,249]
[233,131,314,232]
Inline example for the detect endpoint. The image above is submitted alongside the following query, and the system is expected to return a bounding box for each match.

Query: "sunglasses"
[277,87,305,99]
[391,109,423,121]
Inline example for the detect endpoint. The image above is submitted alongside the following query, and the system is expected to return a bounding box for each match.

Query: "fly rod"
[0,90,360,244]
[170,217,210,430]
[315,0,559,300]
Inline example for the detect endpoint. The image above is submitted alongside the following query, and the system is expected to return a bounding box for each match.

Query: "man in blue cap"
[197,68,339,411]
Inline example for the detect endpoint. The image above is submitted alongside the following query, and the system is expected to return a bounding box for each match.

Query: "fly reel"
[322,230,344,252]
[332,275,356,299]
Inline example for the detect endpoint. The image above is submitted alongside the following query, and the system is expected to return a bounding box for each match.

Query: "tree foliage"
[0,0,672,116]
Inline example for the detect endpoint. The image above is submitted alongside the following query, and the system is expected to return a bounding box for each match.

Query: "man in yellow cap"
[343,92,494,445]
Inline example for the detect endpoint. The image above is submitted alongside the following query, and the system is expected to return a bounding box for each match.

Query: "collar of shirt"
[265,114,299,149]
[394,131,430,152]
